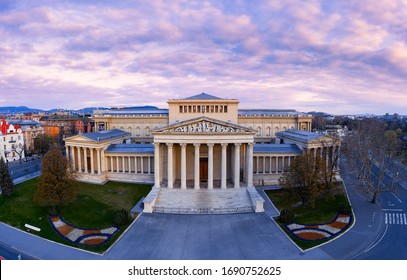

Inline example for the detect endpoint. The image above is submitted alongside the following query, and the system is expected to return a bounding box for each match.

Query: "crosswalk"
[385,212,407,225]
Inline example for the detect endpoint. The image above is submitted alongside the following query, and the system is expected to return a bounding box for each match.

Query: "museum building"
[64,93,340,214]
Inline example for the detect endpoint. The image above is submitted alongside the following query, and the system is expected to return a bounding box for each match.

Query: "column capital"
[207,143,215,147]
[221,143,228,148]
[166,143,173,148]
[234,143,241,147]
[248,142,254,148]
[154,142,160,147]
[193,143,201,148]
[180,143,187,147]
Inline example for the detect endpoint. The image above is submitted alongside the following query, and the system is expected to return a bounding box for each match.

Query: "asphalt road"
[0,240,37,260]
[7,157,42,180]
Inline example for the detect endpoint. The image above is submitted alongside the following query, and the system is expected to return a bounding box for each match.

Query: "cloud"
[0,0,406,114]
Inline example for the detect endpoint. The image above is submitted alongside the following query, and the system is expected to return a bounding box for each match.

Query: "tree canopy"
[0,157,14,196]
[34,148,77,213]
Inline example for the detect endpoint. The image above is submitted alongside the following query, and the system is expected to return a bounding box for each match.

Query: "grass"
[0,177,152,253]
[266,185,352,250]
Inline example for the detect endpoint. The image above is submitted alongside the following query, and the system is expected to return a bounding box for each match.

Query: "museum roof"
[105,143,154,153]
[238,109,308,116]
[253,143,303,154]
[102,108,169,116]
[183,93,223,100]
[80,129,130,142]
[275,129,324,142]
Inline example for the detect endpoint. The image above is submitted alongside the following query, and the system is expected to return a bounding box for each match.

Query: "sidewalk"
[13,171,41,185]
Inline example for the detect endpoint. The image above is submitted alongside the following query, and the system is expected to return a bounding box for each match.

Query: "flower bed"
[285,213,352,242]
[49,216,119,246]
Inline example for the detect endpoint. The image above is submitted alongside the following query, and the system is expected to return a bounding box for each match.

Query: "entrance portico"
[152,117,256,190]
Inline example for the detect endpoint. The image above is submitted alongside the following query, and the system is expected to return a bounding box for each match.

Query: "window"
[215,106,218,113]
[210,106,214,113]
[179,106,183,113]
[193,106,196,113]
[219,106,223,113]
[197,106,201,113]
[188,106,192,113]
[224,106,228,113]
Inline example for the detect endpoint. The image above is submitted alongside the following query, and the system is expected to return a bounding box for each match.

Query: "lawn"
[0,177,152,253]
[266,184,353,250]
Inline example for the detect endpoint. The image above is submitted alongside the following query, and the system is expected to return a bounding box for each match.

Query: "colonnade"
[253,155,296,174]
[106,155,154,174]
[309,145,340,170]
[66,146,103,174]
[154,142,254,189]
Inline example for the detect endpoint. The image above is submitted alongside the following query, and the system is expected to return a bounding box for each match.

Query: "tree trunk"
[371,192,378,204]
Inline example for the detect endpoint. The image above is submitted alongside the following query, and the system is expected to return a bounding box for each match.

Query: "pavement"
[0,155,393,260]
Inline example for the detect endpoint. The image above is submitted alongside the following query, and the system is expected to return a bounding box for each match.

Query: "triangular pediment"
[153,117,256,135]
[64,134,97,143]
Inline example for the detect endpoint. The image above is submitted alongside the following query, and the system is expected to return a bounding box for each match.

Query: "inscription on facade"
[163,121,245,133]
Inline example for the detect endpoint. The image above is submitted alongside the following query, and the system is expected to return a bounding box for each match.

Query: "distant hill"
[0,106,45,114]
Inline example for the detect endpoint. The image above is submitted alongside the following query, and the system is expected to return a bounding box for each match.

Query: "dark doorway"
[200,158,208,181]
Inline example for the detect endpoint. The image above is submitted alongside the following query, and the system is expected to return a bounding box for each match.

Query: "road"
[0,240,37,260]
[352,159,407,259]
[7,157,42,180]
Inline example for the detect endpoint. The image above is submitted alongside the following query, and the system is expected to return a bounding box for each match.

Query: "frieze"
[161,121,246,134]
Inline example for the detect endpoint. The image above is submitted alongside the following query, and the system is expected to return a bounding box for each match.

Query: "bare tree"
[319,137,342,195]
[12,143,25,164]
[344,119,401,203]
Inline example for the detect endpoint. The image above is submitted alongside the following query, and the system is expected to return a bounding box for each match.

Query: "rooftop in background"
[276,129,325,142]
[238,109,309,116]
[105,143,154,153]
[80,129,130,142]
[102,108,169,116]
[254,143,303,154]
[6,119,39,126]
[183,93,223,100]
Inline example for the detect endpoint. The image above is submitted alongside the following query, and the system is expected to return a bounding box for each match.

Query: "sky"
[0,0,406,115]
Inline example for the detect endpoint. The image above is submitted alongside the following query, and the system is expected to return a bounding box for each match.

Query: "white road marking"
[404,214,407,225]
[391,192,403,204]
[396,214,400,224]
[385,213,388,224]
[364,224,389,253]
[382,209,403,211]
[393,213,396,225]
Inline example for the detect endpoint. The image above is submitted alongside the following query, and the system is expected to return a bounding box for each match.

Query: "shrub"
[112,209,128,226]
[279,208,295,224]
[339,203,352,215]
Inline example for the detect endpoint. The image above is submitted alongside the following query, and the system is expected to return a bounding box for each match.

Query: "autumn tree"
[34,148,77,214]
[0,157,14,196]
[344,119,401,203]
[279,151,326,207]
[34,133,52,156]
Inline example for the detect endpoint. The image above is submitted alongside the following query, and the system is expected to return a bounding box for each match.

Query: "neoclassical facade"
[65,93,339,214]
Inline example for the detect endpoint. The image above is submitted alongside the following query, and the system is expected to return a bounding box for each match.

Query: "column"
[78,147,82,173]
[207,144,214,190]
[247,143,253,187]
[100,148,104,173]
[148,157,151,174]
[128,156,132,173]
[65,146,69,163]
[269,157,272,174]
[180,143,187,189]
[122,156,125,173]
[84,148,88,173]
[116,156,119,173]
[140,156,144,173]
[263,156,266,174]
[71,146,76,171]
[256,156,259,174]
[135,156,138,174]
[110,156,113,172]
[194,143,200,190]
[282,156,285,172]
[221,143,227,189]
[154,143,160,188]
[167,143,173,189]
[90,148,94,174]
[234,143,240,188]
